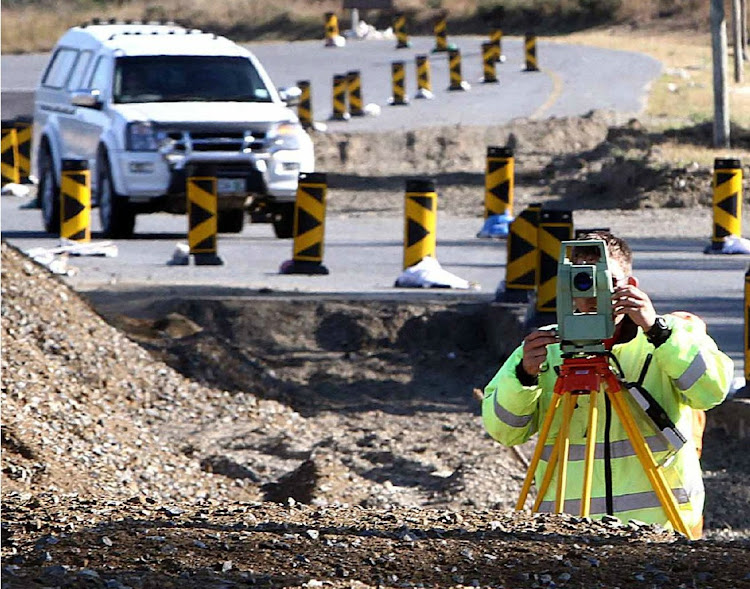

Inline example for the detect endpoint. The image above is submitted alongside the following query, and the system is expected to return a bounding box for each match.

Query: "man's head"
[570,231,635,319]
[571,231,632,277]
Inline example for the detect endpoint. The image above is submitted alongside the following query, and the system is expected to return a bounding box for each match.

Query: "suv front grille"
[163,130,268,153]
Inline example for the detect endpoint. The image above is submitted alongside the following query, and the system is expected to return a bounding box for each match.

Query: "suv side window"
[88,55,111,93]
[67,50,93,90]
[42,47,79,89]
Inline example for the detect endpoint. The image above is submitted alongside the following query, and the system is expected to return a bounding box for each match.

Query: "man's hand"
[612,282,657,331]
[521,329,560,376]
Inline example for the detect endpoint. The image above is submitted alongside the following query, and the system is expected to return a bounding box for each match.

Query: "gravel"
[3,112,750,588]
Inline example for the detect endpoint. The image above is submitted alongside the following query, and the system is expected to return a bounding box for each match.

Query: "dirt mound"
[3,235,750,587]
[315,112,743,218]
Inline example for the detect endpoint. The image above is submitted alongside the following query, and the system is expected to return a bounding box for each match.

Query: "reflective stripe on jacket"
[482,314,733,532]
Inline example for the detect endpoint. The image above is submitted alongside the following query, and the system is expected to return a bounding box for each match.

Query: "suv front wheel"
[38,144,61,235]
[97,148,136,239]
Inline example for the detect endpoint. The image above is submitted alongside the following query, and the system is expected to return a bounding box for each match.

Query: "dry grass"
[0,0,343,54]
[556,27,750,161]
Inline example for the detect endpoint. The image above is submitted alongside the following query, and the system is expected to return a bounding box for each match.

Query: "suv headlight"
[268,122,305,151]
[126,121,158,152]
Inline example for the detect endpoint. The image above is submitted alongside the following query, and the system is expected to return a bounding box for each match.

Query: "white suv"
[33,20,314,238]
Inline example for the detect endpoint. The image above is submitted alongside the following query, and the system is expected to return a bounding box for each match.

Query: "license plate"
[217,178,245,195]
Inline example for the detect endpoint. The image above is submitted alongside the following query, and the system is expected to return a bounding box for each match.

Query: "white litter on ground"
[705,235,750,255]
[24,239,118,275]
[395,256,479,290]
[1,183,32,198]
[167,242,190,266]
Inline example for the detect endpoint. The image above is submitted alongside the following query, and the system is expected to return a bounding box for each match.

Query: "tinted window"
[67,50,93,90]
[42,47,78,89]
[113,56,272,104]
[88,56,110,92]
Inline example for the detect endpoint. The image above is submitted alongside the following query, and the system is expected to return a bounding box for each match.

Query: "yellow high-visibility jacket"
[482,314,733,533]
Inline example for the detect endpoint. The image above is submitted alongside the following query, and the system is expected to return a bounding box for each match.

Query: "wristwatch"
[645,315,671,348]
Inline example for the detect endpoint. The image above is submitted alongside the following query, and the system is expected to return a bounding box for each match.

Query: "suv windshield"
[113,55,273,104]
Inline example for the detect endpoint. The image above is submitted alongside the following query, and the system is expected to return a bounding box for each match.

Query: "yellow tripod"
[515,354,695,539]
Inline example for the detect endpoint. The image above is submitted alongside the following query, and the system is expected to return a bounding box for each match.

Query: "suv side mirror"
[278,86,301,107]
[71,90,103,110]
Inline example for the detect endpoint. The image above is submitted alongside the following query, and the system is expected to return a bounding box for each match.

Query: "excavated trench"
[88,289,528,416]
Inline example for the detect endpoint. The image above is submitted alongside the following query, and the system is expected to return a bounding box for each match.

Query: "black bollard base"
[704,241,726,254]
[193,253,224,266]
[280,260,329,275]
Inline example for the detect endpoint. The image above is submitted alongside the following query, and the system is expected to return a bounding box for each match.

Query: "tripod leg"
[554,392,576,513]
[580,387,600,517]
[515,393,563,511]
[532,428,560,512]
[607,385,694,539]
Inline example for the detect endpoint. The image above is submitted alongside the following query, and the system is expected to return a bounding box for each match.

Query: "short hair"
[572,230,633,275]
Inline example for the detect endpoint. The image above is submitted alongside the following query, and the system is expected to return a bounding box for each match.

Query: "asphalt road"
[1,35,661,128]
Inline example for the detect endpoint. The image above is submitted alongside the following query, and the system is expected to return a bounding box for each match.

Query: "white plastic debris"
[705,235,750,255]
[1,183,31,197]
[363,103,381,117]
[395,256,479,290]
[167,242,190,266]
[24,250,77,276]
[25,239,117,275]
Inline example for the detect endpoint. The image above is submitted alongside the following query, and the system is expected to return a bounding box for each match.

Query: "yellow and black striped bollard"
[708,158,743,252]
[1,120,20,186]
[481,42,498,84]
[14,116,33,184]
[497,203,541,303]
[186,163,224,265]
[347,71,364,117]
[389,61,409,106]
[415,55,434,99]
[485,147,514,218]
[432,14,449,53]
[525,33,539,72]
[403,178,437,269]
[324,12,339,47]
[535,209,573,317]
[297,80,313,129]
[60,159,91,242]
[490,28,504,62]
[394,12,410,48]
[448,49,470,91]
[331,74,350,120]
[282,172,329,275]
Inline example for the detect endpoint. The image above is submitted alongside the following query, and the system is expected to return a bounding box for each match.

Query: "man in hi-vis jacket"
[483,231,733,537]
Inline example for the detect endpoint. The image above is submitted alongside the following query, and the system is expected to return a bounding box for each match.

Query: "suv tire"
[38,144,61,235]
[97,149,136,239]
[272,202,295,239]
[217,209,246,233]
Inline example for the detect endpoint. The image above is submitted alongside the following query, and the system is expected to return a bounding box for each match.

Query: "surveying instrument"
[514,240,694,538]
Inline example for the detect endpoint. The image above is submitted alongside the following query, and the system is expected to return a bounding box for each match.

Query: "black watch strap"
[645,316,671,348]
